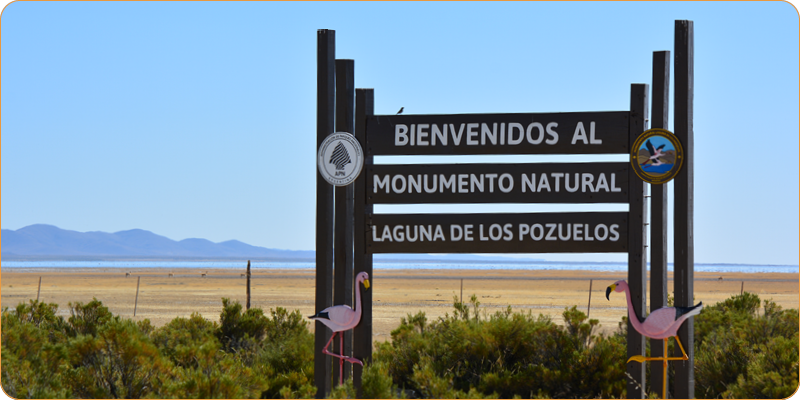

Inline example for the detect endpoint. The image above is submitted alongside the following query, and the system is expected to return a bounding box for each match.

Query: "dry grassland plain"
[1,268,797,340]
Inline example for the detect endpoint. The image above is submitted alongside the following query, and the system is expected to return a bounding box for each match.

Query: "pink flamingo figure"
[309,271,370,385]
[606,280,703,398]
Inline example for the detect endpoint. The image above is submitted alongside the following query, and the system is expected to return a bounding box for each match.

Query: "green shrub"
[250,307,316,399]
[160,338,267,399]
[2,291,796,399]
[66,298,114,338]
[62,317,168,399]
[694,292,799,399]
[376,295,627,399]
[361,359,401,399]
[216,297,270,353]
[1,301,71,398]
[725,334,799,399]
[151,312,220,369]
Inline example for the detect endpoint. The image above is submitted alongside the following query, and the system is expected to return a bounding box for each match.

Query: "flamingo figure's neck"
[353,278,363,325]
[622,283,645,332]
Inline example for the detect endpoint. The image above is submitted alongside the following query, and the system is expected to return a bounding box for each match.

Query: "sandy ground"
[1,268,797,340]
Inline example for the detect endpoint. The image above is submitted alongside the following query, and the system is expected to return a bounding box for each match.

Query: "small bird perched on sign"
[396,107,404,115]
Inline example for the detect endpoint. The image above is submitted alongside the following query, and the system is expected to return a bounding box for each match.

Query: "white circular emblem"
[317,132,364,186]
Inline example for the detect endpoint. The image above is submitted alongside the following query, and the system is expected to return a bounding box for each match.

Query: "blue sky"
[1,1,798,265]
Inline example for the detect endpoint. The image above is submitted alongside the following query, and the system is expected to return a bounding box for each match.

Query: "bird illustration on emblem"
[641,140,667,168]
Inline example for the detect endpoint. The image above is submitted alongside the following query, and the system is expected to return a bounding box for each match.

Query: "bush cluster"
[2,292,797,399]
[372,294,628,399]
[693,292,799,399]
[1,298,315,399]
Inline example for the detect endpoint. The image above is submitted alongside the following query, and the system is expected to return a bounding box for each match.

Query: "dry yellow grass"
[1,268,797,340]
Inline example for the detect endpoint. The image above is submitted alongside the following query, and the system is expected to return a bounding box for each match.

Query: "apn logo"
[329,142,352,173]
[317,132,364,187]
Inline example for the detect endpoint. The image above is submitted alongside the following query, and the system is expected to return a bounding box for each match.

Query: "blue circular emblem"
[631,129,684,184]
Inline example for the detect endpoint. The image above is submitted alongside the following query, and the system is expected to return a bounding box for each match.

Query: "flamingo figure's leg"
[627,337,691,364]
[339,332,344,385]
[321,331,364,368]
[674,335,689,360]
[628,354,690,363]
[322,331,338,358]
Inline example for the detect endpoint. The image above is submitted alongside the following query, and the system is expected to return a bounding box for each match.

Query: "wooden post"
[673,20,695,399]
[352,88,374,396]
[587,279,593,318]
[333,58,356,383]
[315,28,335,399]
[133,276,141,317]
[650,49,671,398]
[460,279,463,304]
[246,260,251,310]
[628,82,649,399]
[741,281,744,295]
[36,276,42,302]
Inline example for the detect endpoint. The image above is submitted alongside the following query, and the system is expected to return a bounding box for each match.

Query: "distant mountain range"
[1,224,314,261]
[0,224,544,263]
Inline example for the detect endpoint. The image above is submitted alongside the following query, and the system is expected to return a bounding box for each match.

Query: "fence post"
[587,279,593,318]
[246,260,251,310]
[133,276,141,317]
[36,276,42,301]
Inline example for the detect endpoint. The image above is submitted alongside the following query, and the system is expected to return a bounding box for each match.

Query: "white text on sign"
[394,121,603,147]
[374,172,622,194]
[371,223,620,243]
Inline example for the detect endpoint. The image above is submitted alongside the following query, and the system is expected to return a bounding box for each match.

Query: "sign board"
[317,132,364,186]
[368,212,628,253]
[366,111,630,155]
[315,24,695,399]
[368,162,629,204]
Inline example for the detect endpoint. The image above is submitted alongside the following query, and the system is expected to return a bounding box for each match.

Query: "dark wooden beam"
[627,83,649,399]
[650,49,670,398]
[333,58,355,383]
[673,19,695,399]
[352,88,374,396]
[315,28,335,399]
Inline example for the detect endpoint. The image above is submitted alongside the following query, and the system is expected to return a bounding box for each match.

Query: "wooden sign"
[368,162,629,204]
[366,111,630,156]
[368,212,628,253]
[314,22,695,400]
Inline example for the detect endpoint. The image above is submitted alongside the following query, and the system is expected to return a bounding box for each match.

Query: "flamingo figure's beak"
[363,279,370,290]
[606,284,616,301]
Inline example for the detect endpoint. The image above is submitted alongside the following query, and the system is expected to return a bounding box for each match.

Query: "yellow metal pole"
[663,338,668,399]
